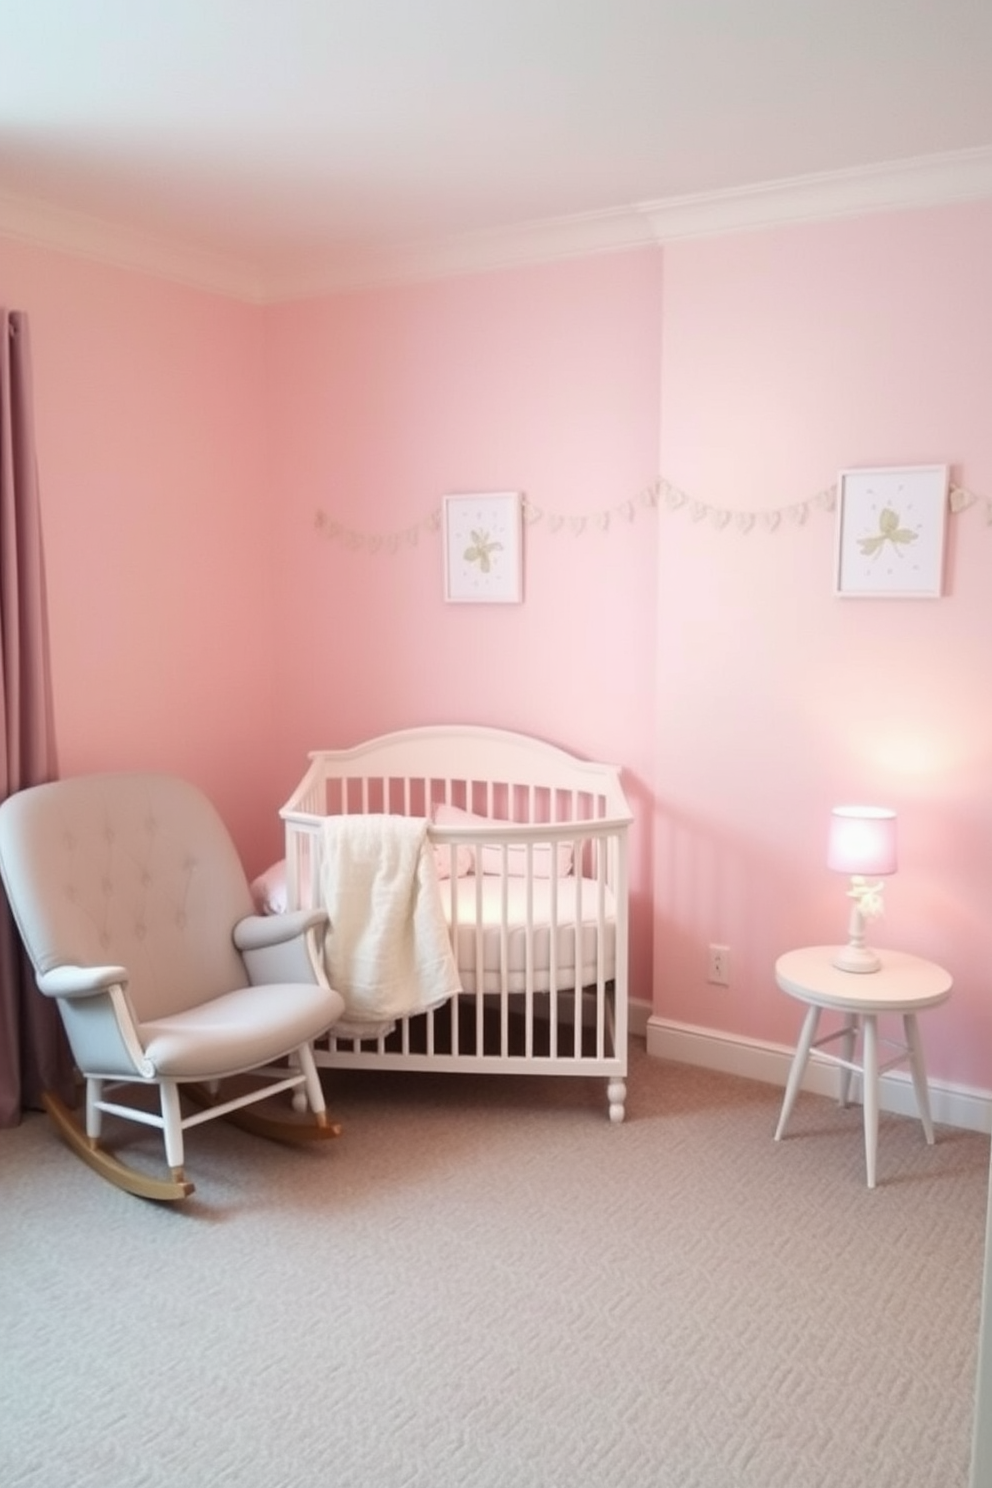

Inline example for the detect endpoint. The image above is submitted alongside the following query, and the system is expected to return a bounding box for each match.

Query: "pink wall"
[4,196,990,1095]
[262,251,663,991]
[0,238,276,862]
[655,200,992,1088]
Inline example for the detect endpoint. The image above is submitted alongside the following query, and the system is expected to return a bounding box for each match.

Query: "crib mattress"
[436,874,616,995]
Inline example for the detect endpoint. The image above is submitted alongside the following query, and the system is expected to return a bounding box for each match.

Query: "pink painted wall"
[4,195,990,1095]
[262,251,663,993]
[0,237,276,863]
[655,200,992,1089]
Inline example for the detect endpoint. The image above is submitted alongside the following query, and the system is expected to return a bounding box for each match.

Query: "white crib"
[280,725,633,1121]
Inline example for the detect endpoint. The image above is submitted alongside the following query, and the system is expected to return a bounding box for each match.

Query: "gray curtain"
[0,309,72,1125]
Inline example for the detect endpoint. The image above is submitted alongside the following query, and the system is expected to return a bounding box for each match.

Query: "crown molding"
[1,144,991,303]
[259,204,656,301]
[266,144,992,298]
[636,144,992,243]
[0,188,264,301]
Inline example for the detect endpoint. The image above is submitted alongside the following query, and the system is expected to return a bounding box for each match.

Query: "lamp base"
[832,943,881,974]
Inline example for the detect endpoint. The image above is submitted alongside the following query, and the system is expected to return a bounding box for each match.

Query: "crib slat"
[473,866,485,1058]
[572,835,583,1059]
[595,843,607,1060]
[548,864,559,1060]
[500,854,510,1060]
[523,841,534,1059]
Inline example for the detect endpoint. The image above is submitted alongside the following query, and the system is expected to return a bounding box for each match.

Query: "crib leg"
[607,1078,627,1124]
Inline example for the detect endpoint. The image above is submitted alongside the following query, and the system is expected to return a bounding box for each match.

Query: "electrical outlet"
[708,944,731,986]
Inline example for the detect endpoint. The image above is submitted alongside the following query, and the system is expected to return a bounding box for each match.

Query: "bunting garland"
[314,480,989,552]
[948,484,992,519]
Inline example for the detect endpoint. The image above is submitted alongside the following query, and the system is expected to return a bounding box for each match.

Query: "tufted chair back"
[0,772,255,1022]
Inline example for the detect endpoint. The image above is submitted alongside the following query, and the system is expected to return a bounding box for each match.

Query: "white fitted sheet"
[436,874,616,995]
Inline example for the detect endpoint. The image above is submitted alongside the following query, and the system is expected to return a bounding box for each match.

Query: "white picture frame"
[834,465,949,598]
[443,491,523,603]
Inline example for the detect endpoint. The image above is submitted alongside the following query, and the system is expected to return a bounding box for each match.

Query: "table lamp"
[827,805,897,973]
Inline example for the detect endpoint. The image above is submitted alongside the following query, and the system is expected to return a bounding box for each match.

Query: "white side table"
[773,946,952,1188]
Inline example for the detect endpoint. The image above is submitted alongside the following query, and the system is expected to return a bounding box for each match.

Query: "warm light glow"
[827,806,898,877]
[827,806,898,973]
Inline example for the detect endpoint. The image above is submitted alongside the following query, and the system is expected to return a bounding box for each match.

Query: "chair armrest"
[233,910,328,953]
[234,911,330,990]
[36,964,129,999]
[35,966,151,1078]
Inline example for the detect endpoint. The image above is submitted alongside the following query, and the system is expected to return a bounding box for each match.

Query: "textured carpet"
[0,1043,988,1488]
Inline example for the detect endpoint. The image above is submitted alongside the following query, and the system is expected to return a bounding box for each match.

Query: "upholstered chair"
[0,772,345,1200]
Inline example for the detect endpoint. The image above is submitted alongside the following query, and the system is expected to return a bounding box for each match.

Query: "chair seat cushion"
[140,982,344,1079]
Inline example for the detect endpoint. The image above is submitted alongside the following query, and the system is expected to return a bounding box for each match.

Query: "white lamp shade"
[827,806,897,876]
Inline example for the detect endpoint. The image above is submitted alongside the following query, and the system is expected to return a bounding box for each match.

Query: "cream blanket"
[319,814,461,1038]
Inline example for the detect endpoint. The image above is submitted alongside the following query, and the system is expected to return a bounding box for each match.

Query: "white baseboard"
[645,1016,992,1134]
[629,998,652,1042]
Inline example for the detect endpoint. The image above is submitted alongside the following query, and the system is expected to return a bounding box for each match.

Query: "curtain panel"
[0,309,72,1124]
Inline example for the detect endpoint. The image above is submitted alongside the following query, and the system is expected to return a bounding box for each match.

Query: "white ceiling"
[2,0,992,299]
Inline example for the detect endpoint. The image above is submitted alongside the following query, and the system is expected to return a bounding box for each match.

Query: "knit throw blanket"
[318,814,461,1038]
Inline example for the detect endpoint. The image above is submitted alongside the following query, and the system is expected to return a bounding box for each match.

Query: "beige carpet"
[1,1042,988,1488]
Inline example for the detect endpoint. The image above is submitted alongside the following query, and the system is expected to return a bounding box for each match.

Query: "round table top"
[775,946,952,1013]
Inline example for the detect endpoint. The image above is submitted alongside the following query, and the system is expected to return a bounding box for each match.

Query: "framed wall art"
[443,491,523,603]
[834,464,949,598]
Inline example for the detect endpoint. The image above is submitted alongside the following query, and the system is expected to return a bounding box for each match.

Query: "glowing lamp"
[828,806,897,973]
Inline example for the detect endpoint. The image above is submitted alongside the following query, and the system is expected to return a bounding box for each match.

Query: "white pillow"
[432,802,573,878]
[250,859,288,914]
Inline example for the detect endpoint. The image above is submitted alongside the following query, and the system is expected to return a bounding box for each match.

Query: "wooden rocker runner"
[0,772,346,1201]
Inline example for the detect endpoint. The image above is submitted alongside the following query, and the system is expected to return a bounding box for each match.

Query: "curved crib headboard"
[283,724,631,823]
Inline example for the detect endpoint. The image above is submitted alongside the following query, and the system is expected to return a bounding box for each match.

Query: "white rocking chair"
[0,771,345,1201]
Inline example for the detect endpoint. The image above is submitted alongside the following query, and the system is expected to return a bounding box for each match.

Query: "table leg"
[775,1004,821,1142]
[904,1013,936,1144]
[838,1016,858,1108]
[862,1013,879,1189]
